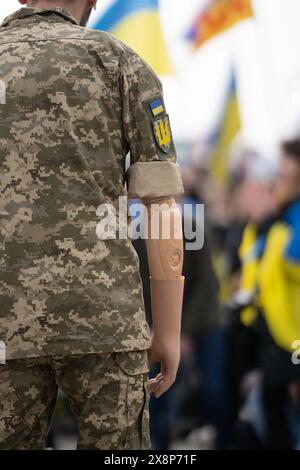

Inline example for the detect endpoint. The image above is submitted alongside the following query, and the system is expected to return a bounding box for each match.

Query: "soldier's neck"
[27,1,81,24]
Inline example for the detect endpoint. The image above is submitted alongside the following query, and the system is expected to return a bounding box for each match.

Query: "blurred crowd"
[46,136,300,450]
[145,136,300,450]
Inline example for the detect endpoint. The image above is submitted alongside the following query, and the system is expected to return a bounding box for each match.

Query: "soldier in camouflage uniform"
[0,0,184,450]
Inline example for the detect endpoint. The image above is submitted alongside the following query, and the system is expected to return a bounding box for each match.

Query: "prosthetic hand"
[144,198,184,398]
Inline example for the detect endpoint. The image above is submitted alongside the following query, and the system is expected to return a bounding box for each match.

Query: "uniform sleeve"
[120,47,184,201]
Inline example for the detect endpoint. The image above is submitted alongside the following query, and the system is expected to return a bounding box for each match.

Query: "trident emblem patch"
[153,115,173,154]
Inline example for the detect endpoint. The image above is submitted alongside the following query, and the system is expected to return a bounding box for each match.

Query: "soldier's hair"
[282,138,300,162]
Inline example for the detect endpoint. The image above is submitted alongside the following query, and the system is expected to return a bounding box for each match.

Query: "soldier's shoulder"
[82,28,149,67]
[79,28,129,59]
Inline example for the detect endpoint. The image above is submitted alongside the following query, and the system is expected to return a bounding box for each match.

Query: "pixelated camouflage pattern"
[0,349,150,450]
[0,7,179,360]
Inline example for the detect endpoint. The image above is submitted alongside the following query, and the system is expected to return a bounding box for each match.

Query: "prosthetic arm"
[127,158,185,396]
[144,197,185,397]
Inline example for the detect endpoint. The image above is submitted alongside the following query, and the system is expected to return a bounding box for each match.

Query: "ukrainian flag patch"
[150,98,165,117]
[144,97,176,158]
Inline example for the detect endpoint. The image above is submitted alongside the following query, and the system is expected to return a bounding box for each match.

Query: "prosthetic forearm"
[144,198,184,341]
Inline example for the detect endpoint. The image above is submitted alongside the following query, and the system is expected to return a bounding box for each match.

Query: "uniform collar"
[1,7,78,27]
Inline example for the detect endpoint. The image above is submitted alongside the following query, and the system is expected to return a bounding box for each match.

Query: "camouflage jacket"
[0,7,183,360]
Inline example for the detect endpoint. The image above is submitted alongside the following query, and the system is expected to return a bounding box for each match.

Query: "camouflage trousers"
[0,350,151,450]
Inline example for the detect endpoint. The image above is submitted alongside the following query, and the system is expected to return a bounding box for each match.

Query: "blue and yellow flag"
[93,0,172,75]
[209,72,241,185]
[189,0,253,49]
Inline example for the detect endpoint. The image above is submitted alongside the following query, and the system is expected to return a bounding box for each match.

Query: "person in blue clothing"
[278,139,300,264]
[237,138,300,449]
[260,137,300,449]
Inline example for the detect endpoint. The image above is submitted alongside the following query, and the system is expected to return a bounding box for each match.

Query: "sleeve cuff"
[127,161,184,201]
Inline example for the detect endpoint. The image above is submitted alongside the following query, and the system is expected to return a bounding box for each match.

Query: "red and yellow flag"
[191,0,253,48]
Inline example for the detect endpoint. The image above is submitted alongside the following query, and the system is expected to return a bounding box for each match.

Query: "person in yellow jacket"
[238,140,300,449]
